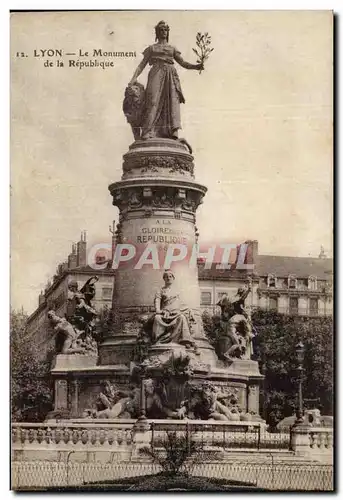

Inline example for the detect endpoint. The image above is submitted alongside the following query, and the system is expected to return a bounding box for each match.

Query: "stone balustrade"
[12,420,333,464]
[290,425,333,462]
[12,421,135,449]
[309,428,334,451]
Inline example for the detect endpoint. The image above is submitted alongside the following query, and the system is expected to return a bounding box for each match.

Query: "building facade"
[199,249,333,317]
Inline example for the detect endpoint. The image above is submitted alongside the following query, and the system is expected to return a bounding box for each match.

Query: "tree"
[11,309,53,422]
[251,309,333,427]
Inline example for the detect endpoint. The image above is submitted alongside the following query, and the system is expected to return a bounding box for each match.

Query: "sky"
[10,10,333,313]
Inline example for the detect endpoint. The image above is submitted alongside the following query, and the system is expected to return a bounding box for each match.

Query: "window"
[201,291,212,305]
[267,274,277,288]
[269,296,278,311]
[289,297,299,315]
[102,287,112,300]
[288,275,297,289]
[308,275,317,291]
[309,298,318,316]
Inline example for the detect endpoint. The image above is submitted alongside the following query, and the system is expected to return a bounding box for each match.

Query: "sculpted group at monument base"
[47,20,263,424]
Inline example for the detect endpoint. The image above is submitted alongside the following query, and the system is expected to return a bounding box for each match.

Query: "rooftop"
[255,255,332,280]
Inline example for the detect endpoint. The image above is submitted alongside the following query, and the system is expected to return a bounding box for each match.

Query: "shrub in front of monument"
[139,430,220,476]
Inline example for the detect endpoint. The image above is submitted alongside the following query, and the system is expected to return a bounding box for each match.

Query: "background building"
[199,242,333,317]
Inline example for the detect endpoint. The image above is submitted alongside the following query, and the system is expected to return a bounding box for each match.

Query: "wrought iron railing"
[11,459,334,491]
[150,422,291,451]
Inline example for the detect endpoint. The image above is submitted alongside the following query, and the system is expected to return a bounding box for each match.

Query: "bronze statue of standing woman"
[125,21,203,141]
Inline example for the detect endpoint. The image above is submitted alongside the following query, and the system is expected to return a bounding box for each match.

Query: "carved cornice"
[110,184,204,219]
[123,153,195,178]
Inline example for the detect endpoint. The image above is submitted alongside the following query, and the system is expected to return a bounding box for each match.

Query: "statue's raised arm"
[124,20,204,141]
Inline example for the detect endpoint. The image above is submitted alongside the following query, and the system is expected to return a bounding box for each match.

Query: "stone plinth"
[52,354,99,372]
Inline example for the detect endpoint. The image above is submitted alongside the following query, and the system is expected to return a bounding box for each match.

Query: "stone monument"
[50,21,263,423]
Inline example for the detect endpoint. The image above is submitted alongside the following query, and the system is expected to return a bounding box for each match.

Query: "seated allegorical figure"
[152,270,195,348]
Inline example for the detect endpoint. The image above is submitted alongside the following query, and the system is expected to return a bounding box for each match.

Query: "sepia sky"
[10,10,333,313]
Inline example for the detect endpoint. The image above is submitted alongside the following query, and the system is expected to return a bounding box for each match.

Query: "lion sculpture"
[123,82,145,140]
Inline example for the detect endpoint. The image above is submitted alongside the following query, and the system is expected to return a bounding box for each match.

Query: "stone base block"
[51,354,98,372]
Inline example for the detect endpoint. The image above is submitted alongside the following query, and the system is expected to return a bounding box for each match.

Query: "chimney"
[76,231,87,268]
[68,243,77,269]
[38,290,45,306]
[61,261,68,272]
[318,246,327,259]
[244,240,258,268]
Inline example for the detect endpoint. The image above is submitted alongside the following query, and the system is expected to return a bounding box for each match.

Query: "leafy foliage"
[193,32,214,74]
[202,308,333,427]
[251,309,333,427]
[140,430,221,477]
[11,309,53,422]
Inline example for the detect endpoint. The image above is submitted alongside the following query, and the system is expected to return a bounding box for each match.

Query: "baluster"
[28,428,35,444]
[94,429,101,446]
[81,429,89,445]
[117,430,123,446]
[125,429,132,446]
[99,429,106,445]
[309,432,314,448]
[45,427,52,444]
[318,432,326,449]
[72,429,80,444]
[327,432,333,449]
[63,428,71,444]
[311,432,318,448]
[11,427,19,443]
[90,429,97,445]
[107,430,114,446]
[54,428,62,444]
[112,431,118,448]
[37,428,45,444]
[21,428,29,444]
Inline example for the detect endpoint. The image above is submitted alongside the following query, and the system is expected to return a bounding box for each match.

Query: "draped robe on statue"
[152,285,194,346]
[142,44,185,139]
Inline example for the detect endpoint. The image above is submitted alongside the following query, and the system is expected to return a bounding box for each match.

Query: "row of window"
[268,296,319,315]
[85,288,323,314]
[200,291,320,315]
[267,274,318,290]
[200,291,228,305]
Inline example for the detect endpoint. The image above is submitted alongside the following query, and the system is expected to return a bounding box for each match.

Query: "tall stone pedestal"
[99,138,216,366]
